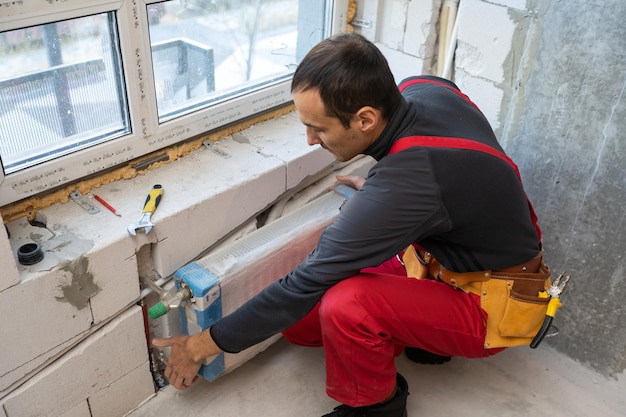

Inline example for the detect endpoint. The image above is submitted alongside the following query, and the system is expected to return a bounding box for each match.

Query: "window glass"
[147,0,301,121]
[0,12,129,174]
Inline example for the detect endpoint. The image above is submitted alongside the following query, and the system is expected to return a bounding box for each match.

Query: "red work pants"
[282,257,504,407]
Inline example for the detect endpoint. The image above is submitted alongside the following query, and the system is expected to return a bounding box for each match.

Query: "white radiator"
[174,186,354,381]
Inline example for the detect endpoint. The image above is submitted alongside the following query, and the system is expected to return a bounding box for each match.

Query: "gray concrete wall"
[370,0,625,379]
[501,0,626,377]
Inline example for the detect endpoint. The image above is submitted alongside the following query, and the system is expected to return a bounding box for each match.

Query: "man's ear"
[355,106,382,133]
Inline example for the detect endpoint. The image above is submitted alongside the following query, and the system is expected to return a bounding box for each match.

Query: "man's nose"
[306,127,321,146]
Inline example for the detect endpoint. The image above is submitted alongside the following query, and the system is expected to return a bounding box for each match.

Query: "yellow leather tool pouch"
[464,264,551,348]
[401,245,440,280]
[402,246,551,348]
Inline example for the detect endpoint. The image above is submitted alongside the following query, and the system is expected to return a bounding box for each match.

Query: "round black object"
[17,243,44,265]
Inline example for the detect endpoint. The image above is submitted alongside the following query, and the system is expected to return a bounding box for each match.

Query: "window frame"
[0,0,346,206]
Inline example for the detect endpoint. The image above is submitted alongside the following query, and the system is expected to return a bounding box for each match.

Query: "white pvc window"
[0,0,338,206]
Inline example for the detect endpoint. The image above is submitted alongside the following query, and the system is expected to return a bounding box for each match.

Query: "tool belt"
[401,246,551,349]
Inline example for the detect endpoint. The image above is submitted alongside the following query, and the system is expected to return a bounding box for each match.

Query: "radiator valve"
[148,281,192,319]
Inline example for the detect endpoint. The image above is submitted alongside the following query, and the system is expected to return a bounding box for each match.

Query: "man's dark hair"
[291,33,402,129]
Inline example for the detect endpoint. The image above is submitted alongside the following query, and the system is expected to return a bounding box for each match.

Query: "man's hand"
[331,175,366,191]
[152,329,222,390]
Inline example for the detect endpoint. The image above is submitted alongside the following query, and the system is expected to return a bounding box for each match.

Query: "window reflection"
[147,0,299,121]
[0,13,129,174]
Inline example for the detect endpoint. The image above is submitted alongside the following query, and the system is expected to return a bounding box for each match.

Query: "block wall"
[4,1,623,415]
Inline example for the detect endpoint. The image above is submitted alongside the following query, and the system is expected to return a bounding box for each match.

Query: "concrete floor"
[127,337,626,417]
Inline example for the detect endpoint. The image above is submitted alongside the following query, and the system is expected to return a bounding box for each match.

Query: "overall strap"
[389,136,542,243]
[399,78,482,112]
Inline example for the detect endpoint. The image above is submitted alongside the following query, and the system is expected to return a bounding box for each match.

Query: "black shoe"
[404,347,451,365]
[321,374,409,417]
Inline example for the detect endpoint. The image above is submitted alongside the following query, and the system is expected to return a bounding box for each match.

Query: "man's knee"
[319,275,371,328]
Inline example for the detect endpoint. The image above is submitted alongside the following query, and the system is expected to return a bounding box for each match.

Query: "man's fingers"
[151,337,174,347]
[183,376,199,388]
[334,175,365,191]
[169,373,199,390]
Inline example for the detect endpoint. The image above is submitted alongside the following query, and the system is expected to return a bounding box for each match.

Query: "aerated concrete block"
[379,0,410,51]
[455,69,504,131]
[379,44,426,84]
[5,209,140,327]
[150,113,334,278]
[403,0,439,60]
[0,215,19,292]
[0,267,93,395]
[58,401,91,417]
[455,0,516,84]
[240,112,335,190]
[1,214,141,394]
[149,135,287,279]
[85,242,141,324]
[2,307,149,417]
[89,361,154,417]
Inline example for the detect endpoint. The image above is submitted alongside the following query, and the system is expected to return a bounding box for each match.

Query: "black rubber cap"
[17,242,44,265]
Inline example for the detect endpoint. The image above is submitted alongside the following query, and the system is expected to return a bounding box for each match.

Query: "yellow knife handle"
[142,184,163,214]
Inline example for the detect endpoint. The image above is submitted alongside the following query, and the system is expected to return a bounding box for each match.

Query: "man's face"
[293,89,370,162]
